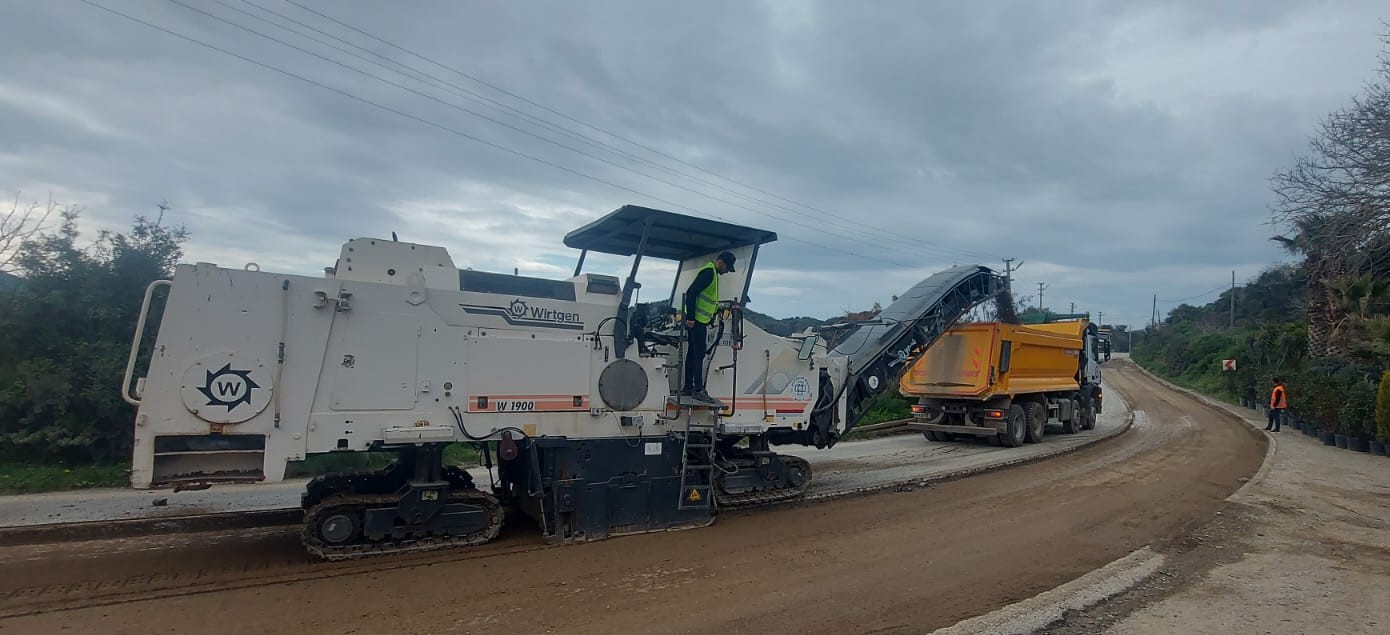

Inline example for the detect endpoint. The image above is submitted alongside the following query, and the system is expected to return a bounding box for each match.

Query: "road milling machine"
[122,205,1004,559]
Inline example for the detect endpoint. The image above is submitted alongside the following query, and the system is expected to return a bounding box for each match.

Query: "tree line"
[1136,32,1390,444]
[0,201,186,463]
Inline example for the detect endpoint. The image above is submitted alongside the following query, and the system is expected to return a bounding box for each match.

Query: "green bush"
[1377,370,1390,441]
[1292,361,1343,431]
[1338,376,1377,437]
[0,209,186,463]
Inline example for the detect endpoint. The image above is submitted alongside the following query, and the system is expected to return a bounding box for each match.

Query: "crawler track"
[302,488,505,561]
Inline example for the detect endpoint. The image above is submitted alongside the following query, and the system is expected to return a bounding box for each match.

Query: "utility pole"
[1151,294,1158,328]
[1002,257,1022,289]
[1098,311,1104,327]
[1230,270,1236,328]
[1037,282,1048,318]
[1070,301,1076,313]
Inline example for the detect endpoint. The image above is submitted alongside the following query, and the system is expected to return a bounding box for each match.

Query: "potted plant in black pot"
[1347,418,1372,452]
[1374,370,1390,456]
[1298,370,1339,445]
[1337,372,1376,451]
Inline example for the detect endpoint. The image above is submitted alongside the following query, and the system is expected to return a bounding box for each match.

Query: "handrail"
[122,279,172,406]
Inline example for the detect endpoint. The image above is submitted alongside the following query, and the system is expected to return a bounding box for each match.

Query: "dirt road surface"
[1041,369,1390,635]
[0,398,1130,528]
[0,360,1265,635]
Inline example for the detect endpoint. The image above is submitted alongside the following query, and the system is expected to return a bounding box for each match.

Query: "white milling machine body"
[124,205,1003,559]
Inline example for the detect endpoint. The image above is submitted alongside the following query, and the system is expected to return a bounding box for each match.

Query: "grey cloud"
[2,0,1387,324]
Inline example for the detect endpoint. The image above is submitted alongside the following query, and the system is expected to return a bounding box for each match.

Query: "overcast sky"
[3,1,1388,327]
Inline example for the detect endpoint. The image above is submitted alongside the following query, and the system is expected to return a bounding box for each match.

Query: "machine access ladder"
[675,407,719,510]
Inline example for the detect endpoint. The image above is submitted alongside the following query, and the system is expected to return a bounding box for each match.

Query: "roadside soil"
[0,360,1265,635]
[1036,372,1390,635]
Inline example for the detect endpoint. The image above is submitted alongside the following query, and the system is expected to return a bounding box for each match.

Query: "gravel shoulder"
[1037,365,1390,635]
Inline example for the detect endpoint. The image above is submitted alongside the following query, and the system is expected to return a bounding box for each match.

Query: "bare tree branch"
[0,191,62,273]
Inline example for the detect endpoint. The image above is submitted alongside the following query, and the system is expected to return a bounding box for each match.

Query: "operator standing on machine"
[683,251,736,407]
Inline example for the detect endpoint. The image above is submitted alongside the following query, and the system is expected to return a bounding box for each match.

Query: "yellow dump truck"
[901,319,1103,447]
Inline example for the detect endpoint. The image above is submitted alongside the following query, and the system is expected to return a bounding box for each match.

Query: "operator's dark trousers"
[1265,407,1283,431]
[684,321,707,393]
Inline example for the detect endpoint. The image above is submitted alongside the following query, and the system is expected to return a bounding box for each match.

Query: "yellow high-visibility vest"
[693,261,719,324]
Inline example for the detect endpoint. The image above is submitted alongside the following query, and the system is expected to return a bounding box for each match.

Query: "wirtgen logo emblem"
[461,298,584,330]
[198,363,260,411]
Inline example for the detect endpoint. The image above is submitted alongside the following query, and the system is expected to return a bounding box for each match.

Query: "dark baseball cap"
[717,251,736,272]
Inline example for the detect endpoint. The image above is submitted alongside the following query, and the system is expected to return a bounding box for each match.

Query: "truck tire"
[1081,402,1097,430]
[1025,402,1046,443]
[1061,397,1082,434]
[924,431,954,442]
[1001,404,1026,447]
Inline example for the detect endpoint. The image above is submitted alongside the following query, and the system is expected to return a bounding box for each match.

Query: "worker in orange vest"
[1264,377,1288,432]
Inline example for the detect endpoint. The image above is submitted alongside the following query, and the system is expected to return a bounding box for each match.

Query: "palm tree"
[1272,215,1348,357]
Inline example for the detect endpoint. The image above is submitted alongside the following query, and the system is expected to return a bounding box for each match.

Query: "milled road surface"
[0,360,1265,635]
[1,398,1129,527]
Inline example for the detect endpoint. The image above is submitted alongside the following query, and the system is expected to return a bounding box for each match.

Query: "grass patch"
[0,443,489,495]
[0,463,128,494]
[284,442,485,479]
[859,394,913,426]
[848,393,914,436]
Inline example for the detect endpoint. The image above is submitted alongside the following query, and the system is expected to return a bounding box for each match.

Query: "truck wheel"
[1001,404,1026,447]
[1025,402,1046,443]
[1081,405,1097,431]
[1061,397,1082,434]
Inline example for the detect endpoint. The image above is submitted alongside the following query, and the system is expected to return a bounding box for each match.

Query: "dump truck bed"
[899,321,1084,400]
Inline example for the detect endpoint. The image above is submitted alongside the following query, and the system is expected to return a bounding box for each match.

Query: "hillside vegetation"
[1135,34,1390,444]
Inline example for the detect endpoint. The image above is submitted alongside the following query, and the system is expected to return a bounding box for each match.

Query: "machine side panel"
[131,264,338,487]
[323,310,421,411]
[702,321,821,423]
[463,333,593,413]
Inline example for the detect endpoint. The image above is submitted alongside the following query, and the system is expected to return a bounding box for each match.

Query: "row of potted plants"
[1238,398,1390,456]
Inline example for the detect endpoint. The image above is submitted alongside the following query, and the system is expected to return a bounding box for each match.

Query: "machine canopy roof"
[563,205,778,261]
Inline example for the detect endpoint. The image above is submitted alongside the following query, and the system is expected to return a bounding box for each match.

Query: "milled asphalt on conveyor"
[0,385,1128,530]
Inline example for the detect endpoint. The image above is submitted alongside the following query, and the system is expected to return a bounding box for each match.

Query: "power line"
[1158,284,1231,304]
[271,0,1004,263]
[160,0,943,266]
[236,0,996,264]
[78,0,909,268]
[220,0,968,263]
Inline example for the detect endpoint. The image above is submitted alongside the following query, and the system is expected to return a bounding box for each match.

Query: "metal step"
[675,408,718,510]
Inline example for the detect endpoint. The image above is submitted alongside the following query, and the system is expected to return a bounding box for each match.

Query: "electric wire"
[79,0,909,267]
[274,0,1003,263]
[224,0,990,263]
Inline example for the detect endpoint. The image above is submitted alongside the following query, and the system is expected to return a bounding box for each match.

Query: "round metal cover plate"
[180,352,274,424]
[598,358,648,411]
